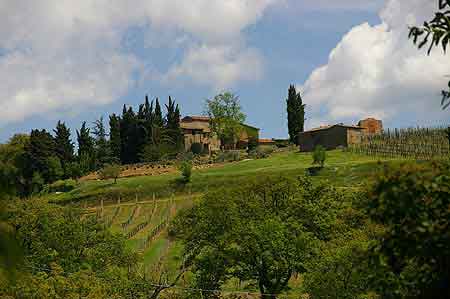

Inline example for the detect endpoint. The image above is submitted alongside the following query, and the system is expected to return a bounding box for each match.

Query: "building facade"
[298,124,365,152]
[298,118,383,152]
[180,116,260,153]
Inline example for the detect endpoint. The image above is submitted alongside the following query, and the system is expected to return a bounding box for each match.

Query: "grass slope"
[48,150,400,205]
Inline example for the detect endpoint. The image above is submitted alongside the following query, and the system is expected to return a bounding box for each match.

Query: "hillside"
[46,149,401,206]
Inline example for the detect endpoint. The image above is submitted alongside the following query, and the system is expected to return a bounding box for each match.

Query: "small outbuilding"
[298,124,365,152]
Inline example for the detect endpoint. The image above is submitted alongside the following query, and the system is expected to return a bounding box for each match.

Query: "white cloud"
[0,0,276,125]
[164,44,264,90]
[301,0,450,128]
[297,0,384,12]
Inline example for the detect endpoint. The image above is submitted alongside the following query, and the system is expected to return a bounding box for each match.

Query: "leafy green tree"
[367,162,450,298]
[108,113,121,163]
[409,0,450,107]
[286,85,306,144]
[0,134,29,197]
[53,121,74,176]
[205,92,246,149]
[312,145,326,167]
[172,176,343,299]
[98,163,121,184]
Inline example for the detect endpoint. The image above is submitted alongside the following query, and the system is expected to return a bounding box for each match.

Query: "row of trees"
[0,95,183,197]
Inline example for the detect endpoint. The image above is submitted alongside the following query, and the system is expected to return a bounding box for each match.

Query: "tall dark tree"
[153,98,163,128]
[165,96,183,149]
[92,116,111,167]
[143,95,154,145]
[109,113,121,163]
[53,121,74,175]
[120,106,139,164]
[24,129,61,189]
[76,122,95,172]
[286,85,306,145]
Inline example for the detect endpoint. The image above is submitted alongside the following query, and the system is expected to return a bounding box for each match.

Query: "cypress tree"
[286,85,306,145]
[165,96,183,149]
[144,95,154,144]
[53,121,74,174]
[76,122,95,171]
[109,113,121,163]
[92,116,111,167]
[153,98,163,128]
[120,106,139,164]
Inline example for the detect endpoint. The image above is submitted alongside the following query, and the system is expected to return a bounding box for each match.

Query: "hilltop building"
[180,116,260,153]
[298,118,383,152]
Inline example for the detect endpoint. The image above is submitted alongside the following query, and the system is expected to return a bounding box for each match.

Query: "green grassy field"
[48,149,401,206]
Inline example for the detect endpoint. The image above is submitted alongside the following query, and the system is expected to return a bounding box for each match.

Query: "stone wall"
[358,118,383,135]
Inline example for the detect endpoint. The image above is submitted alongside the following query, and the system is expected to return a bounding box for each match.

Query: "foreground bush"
[367,161,450,298]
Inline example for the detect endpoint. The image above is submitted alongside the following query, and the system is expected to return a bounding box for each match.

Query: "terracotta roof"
[258,138,275,144]
[181,115,210,122]
[302,124,364,134]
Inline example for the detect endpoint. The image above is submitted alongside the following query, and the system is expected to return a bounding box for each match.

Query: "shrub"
[312,145,326,167]
[367,161,450,298]
[190,143,203,155]
[98,164,121,183]
[178,160,193,183]
[214,150,241,163]
[48,179,77,193]
[248,145,276,159]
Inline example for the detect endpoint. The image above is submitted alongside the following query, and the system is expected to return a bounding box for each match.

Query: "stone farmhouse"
[298,118,383,152]
[180,116,260,153]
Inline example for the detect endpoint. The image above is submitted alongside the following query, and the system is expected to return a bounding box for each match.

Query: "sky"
[0,0,449,142]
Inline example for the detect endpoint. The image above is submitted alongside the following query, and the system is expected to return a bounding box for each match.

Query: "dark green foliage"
[53,121,74,176]
[120,106,139,164]
[92,116,111,167]
[76,122,95,172]
[172,175,344,298]
[165,96,183,149]
[367,162,450,298]
[108,113,121,163]
[23,129,61,190]
[286,85,306,144]
[312,145,326,167]
[409,0,450,108]
[65,161,83,181]
[153,98,163,127]
[247,135,258,152]
[190,142,203,155]
[0,134,29,197]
